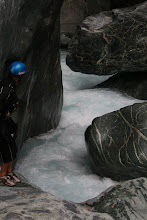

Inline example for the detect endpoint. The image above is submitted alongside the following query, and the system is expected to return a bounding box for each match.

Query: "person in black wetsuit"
[0,61,28,186]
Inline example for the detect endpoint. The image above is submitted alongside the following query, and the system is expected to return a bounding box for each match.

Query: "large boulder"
[85,102,147,181]
[96,70,147,100]
[60,1,145,48]
[111,0,146,9]
[87,0,146,15]
[0,0,64,148]
[66,1,147,75]
[86,177,147,220]
[85,0,111,16]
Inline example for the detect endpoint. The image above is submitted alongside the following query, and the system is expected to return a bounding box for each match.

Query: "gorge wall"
[66,0,147,188]
[66,1,147,100]
[0,0,64,148]
[60,0,146,48]
[60,0,146,34]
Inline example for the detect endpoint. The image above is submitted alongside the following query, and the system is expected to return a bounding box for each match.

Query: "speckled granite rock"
[85,102,147,181]
[66,1,147,75]
[0,0,64,148]
[85,177,147,220]
[96,70,147,100]
[0,173,113,220]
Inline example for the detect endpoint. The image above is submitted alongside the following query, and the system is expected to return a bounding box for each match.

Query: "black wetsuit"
[0,77,18,163]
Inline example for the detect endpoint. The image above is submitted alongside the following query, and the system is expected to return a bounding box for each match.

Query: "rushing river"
[16,50,141,202]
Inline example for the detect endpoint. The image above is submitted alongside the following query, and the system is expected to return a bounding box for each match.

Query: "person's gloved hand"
[6,111,11,118]
[10,132,17,140]
[9,120,18,140]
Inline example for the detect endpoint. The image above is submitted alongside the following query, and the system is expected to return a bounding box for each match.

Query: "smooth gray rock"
[0,173,113,220]
[0,0,64,148]
[85,102,147,181]
[86,177,147,220]
[60,0,87,33]
[66,2,147,75]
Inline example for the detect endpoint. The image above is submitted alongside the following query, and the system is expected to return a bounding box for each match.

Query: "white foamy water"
[16,50,141,202]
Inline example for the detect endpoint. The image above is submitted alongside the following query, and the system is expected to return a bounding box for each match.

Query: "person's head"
[9,61,28,82]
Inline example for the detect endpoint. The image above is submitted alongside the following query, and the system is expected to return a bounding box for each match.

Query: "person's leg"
[0,162,9,177]
[0,162,15,186]
[7,161,13,173]
[7,161,21,183]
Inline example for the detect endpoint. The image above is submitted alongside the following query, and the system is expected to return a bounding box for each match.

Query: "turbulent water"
[16,50,141,203]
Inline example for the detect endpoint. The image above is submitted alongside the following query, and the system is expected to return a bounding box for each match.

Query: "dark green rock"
[66,2,147,75]
[85,177,147,220]
[85,102,147,181]
[0,0,64,148]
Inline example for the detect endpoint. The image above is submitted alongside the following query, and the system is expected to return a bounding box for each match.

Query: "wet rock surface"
[96,70,147,100]
[0,173,113,220]
[0,0,64,148]
[66,1,147,75]
[86,177,147,220]
[85,102,147,181]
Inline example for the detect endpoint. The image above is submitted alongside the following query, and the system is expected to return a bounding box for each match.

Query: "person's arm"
[0,120,15,143]
[0,80,18,114]
[8,118,18,140]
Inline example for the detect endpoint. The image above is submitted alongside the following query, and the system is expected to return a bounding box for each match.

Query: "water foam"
[16,50,141,202]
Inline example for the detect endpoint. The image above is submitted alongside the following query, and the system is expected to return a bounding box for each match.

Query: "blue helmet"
[9,61,28,75]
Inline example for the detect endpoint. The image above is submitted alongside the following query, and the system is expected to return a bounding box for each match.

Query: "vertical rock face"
[60,0,87,48]
[0,0,64,148]
[60,0,87,33]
